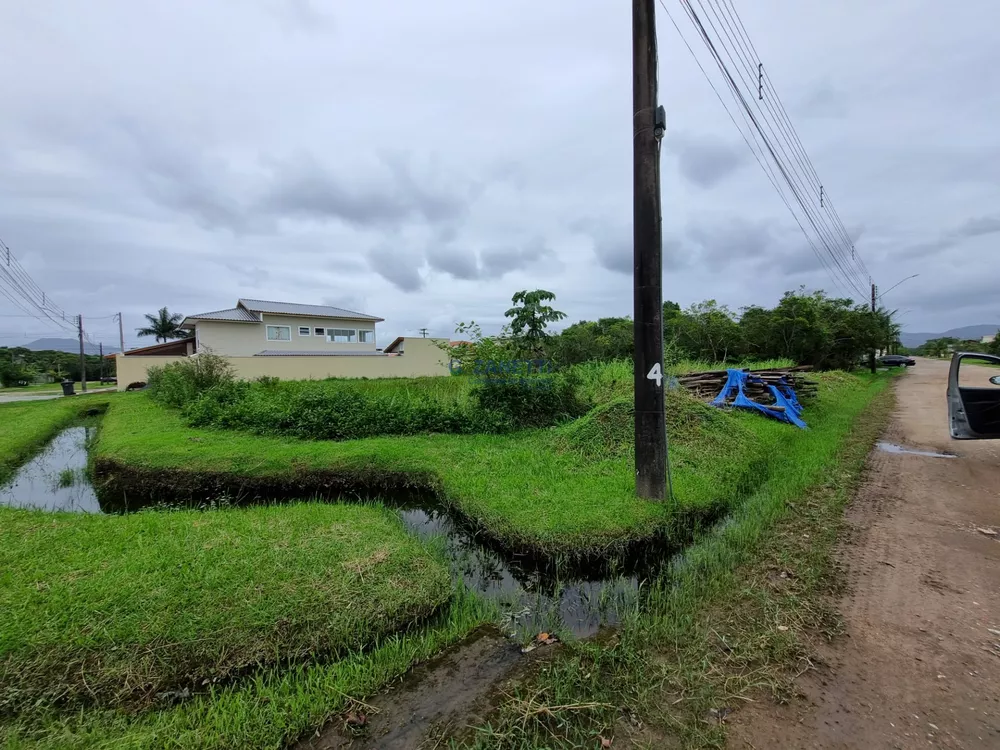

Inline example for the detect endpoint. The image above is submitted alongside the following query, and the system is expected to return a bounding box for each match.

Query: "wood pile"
[677,366,818,404]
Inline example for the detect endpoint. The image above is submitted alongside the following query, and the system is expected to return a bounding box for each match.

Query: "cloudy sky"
[1,0,997,350]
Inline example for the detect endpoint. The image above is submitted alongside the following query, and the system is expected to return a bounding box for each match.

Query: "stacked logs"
[676,365,818,405]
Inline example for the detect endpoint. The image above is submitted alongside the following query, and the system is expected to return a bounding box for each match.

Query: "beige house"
[181,299,384,356]
[114,298,449,390]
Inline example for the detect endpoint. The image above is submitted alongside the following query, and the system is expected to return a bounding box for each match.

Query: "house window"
[327,329,356,343]
[298,326,311,336]
[266,325,291,341]
[358,330,374,343]
[314,327,325,337]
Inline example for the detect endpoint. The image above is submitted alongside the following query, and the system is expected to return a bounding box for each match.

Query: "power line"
[689,0,869,295]
[0,237,76,332]
[660,0,873,301]
[656,1,856,300]
[709,0,871,289]
[678,0,867,298]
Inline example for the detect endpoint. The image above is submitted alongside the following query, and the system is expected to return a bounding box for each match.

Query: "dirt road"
[733,358,1000,749]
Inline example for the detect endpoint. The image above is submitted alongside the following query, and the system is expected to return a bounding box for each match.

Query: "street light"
[878,274,919,299]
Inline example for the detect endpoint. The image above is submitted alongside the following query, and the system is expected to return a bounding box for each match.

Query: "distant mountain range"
[900,325,1000,349]
[23,338,121,356]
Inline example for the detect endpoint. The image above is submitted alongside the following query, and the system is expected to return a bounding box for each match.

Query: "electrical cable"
[659,0,874,300]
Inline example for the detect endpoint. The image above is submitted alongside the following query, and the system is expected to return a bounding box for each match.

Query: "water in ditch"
[2,427,664,638]
[1,426,102,513]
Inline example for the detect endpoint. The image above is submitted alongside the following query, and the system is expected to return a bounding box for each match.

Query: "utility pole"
[99,342,104,381]
[633,0,667,501]
[77,315,87,392]
[870,282,877,374]
[117,312,125,354]
[419,327,428,338]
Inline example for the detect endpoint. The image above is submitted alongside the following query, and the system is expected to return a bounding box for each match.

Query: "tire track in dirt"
[731,359,1000,749]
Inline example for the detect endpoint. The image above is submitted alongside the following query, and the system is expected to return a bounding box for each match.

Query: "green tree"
[987,332,1000,357]
[136,307,190,343]
[674,300,742,362]
[504,290,566,356]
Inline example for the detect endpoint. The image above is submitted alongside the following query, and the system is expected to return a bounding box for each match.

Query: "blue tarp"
[710,368,807,428]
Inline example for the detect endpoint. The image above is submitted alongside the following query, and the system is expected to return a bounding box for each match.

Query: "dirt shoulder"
[731,359,1000,749]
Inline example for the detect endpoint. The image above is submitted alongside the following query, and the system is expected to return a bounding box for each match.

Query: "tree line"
[455,288,902,372]
[912,335,1000,358]
[0,348,113,387]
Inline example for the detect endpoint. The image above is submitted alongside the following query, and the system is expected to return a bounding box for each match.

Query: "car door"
[948,352,1000,439]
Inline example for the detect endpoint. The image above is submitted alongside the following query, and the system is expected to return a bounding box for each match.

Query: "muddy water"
[876,441,957,458]
[4,428,666,639]
[1,426,102,512]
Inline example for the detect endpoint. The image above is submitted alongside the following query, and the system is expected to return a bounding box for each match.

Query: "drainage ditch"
[2,425,688,639]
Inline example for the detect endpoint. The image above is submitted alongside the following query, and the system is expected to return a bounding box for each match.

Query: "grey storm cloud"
[427,247,479,280]
[797,81,849,119]
[480,241,555,279]
[366,245,424,293]
[592,232,684,275]
[669,134,748,188]
[903,214,1000,259]
[686,216,775,264]
[1,0,999,345]
[258,156,470,230]
[424,240,555,281]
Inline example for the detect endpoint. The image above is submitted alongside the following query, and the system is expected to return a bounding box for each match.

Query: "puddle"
[1,426,102,512]
[6,427,675,639]
[877,441,957,459]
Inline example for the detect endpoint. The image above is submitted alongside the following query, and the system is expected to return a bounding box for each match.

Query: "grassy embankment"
[461,369,898,748]
[0,397,483,749]
[1,361,891,749]
[93,359,798,558]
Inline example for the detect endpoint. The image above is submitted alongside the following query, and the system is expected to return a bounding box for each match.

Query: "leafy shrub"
[147,352,235,409]
[471,371,585,429]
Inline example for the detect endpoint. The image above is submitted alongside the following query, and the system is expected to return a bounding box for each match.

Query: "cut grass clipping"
[0,503,450,713]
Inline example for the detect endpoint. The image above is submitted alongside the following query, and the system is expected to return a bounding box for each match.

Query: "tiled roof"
[183,307,260,323]
[238,299,383,321]
[254,350,388,357]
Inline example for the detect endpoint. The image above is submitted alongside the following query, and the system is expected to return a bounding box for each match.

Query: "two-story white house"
[180,299,384,356]
[113,298,450,389]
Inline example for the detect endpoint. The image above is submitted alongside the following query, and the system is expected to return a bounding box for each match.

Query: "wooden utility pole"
[870,282,877,374]
[77,315,87,392]
[117,312,125,354]
[99,342,104,381]
[633,0,667,500]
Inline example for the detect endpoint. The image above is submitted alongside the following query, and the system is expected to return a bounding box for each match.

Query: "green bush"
[470,371,585,429]
[160,369,586,441]
[147,352,235,409]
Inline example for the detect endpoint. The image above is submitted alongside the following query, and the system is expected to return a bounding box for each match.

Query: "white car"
[947,352,1000,439]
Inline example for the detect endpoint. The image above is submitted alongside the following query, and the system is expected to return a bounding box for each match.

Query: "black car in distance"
[879,354,916,367]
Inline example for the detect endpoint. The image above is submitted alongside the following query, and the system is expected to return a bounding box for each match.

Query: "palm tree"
[136,307,190,343]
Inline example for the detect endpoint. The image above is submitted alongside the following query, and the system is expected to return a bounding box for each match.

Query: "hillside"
[899,324,999,349]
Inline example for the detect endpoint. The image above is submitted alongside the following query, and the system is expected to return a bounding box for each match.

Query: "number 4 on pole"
[646,362,663,387]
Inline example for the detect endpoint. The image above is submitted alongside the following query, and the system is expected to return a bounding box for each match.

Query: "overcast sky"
[1,0,998,350]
